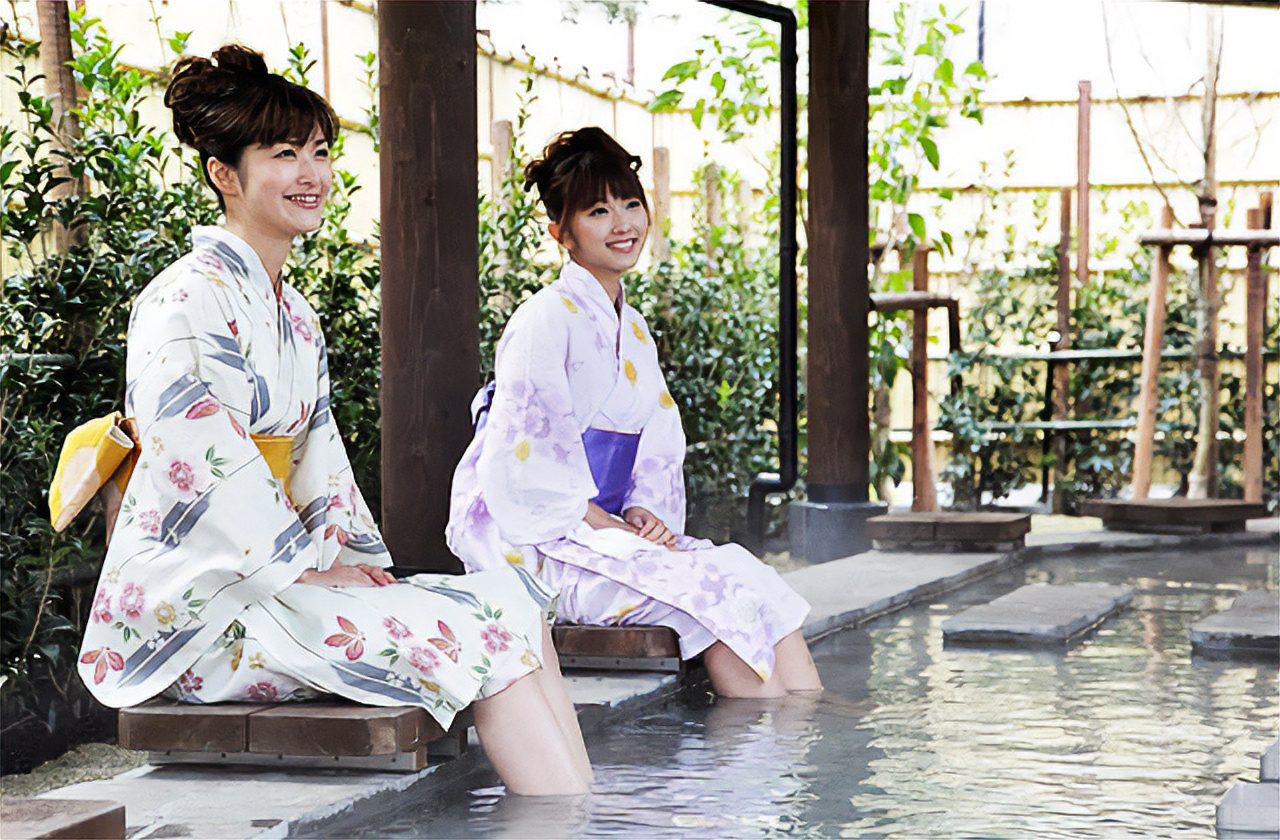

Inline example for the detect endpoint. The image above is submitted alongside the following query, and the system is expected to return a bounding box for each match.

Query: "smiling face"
[212,124,332,241]
[555,189,650,282]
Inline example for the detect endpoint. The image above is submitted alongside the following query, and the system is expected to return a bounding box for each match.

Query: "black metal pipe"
[701,0,798,554]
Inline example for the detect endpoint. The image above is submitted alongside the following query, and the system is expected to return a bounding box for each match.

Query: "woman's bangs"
[254,85,337,148]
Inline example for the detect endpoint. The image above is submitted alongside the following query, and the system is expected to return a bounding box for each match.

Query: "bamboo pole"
[1076,80,1091,287]
[1243,207,1267,503]
[651,146,671,261]
[489,119,513,205]
[1051,187,1072,512]
[911,246,937,512]
[1131,204,1175,499]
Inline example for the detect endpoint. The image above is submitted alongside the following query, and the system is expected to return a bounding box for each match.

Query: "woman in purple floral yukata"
[76,46,590,795]
[448,127,822,698]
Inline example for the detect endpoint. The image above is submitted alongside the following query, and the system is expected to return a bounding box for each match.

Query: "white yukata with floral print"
[448,260,809,680]
[77,227,552,729]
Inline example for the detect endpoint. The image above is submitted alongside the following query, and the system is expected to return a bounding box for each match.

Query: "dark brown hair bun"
[163,44,337,210]
[524,127,648,232]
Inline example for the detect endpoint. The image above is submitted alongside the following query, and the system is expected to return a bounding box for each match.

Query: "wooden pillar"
[737,179,754,242]
[1076,81,1091,286]
[1243,207,1267,503]
[37,0,84,251]
[1187,199,1221,499]
[1131,205,1175,499]
[1051,188,1072,511]
[378,1,478,573]
[490,119,513,204]
[806,0,871,503]
[651,146,671,261]
[703,163,721,226]
[910,247,936,512]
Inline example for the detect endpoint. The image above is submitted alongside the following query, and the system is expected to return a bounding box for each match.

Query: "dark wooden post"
[1131,205,1175,499]
[378,1,478,572]
[1243,206,1267,503]
[1050,188,1072,512]
[806,0,870,504]
[791,0,880,560]
[37,0,85,251]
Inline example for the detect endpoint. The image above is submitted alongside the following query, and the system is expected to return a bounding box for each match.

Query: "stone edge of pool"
[27,519,1280,840]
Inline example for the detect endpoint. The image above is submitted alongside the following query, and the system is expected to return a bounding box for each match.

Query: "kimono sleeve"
[288,321,392,569]
[621,372,688,533]
[476,301,598,545]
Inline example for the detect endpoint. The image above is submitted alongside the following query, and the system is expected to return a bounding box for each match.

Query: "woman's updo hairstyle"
[524,127,649,239]
[164,44,337,210]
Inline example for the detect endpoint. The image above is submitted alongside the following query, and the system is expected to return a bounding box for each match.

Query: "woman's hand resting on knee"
[297,564,395,587]
[622,506,678,549]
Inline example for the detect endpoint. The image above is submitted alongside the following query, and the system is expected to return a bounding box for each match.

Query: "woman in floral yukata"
[75,46,591,796]
[448,127,822,698]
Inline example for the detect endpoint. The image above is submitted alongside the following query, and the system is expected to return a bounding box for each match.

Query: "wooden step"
[551,625,682,672]
[867,512,1031,550]
[119,701,471,772]
[1083,498,1268,534]
[0,797,125,839]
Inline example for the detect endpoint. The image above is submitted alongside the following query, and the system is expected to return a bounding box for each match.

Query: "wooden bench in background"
[1083,498,1267,535]
[867,511,1032,552]
[551,625,682,673]
[118,701,471,773]
[1,798,125,840]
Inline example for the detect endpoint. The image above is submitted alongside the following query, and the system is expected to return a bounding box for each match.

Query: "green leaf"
[647,89,684,113]
[919,137,940,170]
[661,59,700,82]
[908,213,927,240]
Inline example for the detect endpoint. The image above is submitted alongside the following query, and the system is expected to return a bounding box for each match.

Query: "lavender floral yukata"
[448,260,809,680]
[77,227,552,728]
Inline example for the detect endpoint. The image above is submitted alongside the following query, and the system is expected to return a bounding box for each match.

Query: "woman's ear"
[548,220,571,249]
[207,157,242,199]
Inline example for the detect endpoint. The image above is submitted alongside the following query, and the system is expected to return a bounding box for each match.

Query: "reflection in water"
[326,545,1278,839]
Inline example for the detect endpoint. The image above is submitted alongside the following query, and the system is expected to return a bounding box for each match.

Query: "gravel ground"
[0,743,146,798]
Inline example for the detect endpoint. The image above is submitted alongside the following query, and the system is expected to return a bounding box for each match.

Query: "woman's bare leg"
[772,630,823,692]
[473,672,590,796]
[704,641,786,698]
[532,624,593,782]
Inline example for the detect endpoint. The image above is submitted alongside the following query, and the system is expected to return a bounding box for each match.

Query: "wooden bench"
[1082,498,1268,534]
[118,700,471,772]
[551,625,682,673]
[867,511,1032,551]
[0,797,125,839]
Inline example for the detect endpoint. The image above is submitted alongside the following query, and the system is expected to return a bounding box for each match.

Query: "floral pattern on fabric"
[78,227,553,728]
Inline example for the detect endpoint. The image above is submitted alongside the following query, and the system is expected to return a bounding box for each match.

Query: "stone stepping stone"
[1216,782,1279,836]
[942,582,1133,646]
[1083,498,1266,535]
[0,797,125,839]
[118,701,471,772]
[867,512,1031,551]
[1190,591,1279,656]
[1262,740,1278,784]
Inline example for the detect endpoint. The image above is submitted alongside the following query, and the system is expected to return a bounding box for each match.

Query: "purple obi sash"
[582,427,639,515]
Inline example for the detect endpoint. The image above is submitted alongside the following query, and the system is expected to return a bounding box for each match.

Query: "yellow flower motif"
[418,679,442,694]
[514,439,530,461]
[560,296,579,314]
[659,391,675,409]
[153,601,177,625]
[631,321,647,342]
[521,649,540,669]
[623,359,637,384]
[229,639,244,672]
[105,567,121,584]
[611,603,642,621]
[248,653,266,670]
[503,550,524,566]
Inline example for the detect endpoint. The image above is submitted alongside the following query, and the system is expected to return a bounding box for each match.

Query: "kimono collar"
[560,259,626,321]
[191,226,278,298]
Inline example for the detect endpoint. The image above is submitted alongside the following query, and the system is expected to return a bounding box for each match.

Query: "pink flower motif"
[173,289,189,302]
[247,681,278,702]
[480,623,512,655]
[138,510,161,536]
[91,590,112,623]
[407,645,440,676]
[167,460,196,492]
[185,397,220,420]
[227,319,239,338]
[291,316,313,343]
[79,647,125,685]
[177,669,203,695]
[119,582,145,619]
[323,616,365,661]
[383,617,412,640]
[326,494,345,511]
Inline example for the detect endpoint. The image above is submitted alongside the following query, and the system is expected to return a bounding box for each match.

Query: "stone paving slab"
[1,797,125,839]
[1191,591,1280,655]
[942,582,1134,645]
[1216,781,1280,836]
[1263,740,1279,783]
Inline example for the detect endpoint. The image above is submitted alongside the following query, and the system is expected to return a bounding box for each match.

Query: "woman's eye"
[589,207,608,216]
[626,200,642,209]
[316,148,330,159]
[275,149,296,159]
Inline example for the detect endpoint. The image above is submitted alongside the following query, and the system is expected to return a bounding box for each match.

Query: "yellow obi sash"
[49,413,294,534]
